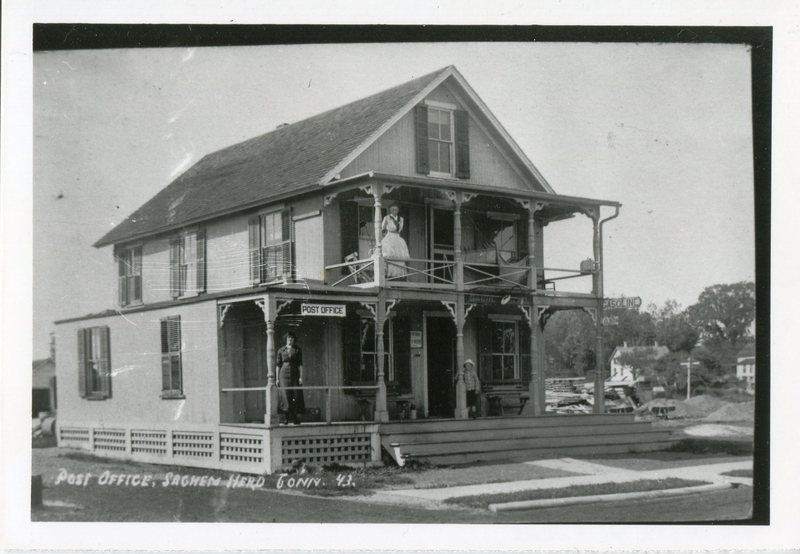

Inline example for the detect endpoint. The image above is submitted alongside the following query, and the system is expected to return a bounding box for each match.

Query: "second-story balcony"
[321,172,618,295]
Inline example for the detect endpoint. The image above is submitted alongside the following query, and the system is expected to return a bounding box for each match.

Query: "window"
[343,313,411,392]
[170,231,206,298]
[463,211,522,263]
[117,246,142,306]
[415,104,470,179]
[160,316,183,397]
[490,320,518,381]
[427,108,453,175]
[77,326,111,399]
[248,209,292,284]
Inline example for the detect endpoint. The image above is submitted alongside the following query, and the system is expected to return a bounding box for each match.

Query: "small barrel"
[40,417,57,436]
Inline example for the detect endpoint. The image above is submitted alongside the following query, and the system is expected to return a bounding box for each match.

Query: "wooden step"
[381,413,635,434]
[401,429,674,457]
[383,422,657,446]
[418,438,677,466]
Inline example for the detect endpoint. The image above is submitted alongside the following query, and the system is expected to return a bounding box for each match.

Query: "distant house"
[607,342,669,384]
[736,345,756,391]
[32,357,56,417]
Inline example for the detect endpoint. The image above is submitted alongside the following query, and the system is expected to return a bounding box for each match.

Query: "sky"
[33,42,755,359]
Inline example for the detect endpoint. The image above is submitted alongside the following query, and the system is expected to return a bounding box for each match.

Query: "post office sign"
[300,303,346,317]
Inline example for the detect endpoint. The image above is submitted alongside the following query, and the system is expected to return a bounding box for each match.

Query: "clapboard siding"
[340,84,532,192]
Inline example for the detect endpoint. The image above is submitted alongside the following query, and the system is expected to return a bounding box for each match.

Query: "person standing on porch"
[381,203,410,278]
[277,332,305,425]
[463,359,481,418]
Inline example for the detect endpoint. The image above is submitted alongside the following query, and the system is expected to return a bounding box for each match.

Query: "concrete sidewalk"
[377,457,752,504]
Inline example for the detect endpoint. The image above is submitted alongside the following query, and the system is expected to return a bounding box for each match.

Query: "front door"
[243,320,266,422]
[426,316,455,418]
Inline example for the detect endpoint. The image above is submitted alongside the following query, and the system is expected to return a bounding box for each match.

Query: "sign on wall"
[410,331,423,348]
[603,296,642,310]
[300,304,346,317]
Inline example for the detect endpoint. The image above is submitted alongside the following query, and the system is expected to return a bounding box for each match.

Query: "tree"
[544,310,596,375]
[687,281,755,349]
[649,299,699,353]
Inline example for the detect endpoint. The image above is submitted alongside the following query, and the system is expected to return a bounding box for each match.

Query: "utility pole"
[679,357,700,400]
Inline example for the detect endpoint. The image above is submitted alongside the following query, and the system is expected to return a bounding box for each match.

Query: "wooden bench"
[483,383,529,416]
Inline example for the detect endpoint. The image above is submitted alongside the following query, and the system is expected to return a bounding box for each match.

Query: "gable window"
[77,326,111,399]
[117,246,142,306]
[248,209,292,284]
[169,231,206,298]
[160,316,183,398]
[415,103,470,179]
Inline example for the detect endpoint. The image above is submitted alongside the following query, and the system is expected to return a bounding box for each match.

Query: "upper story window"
[117,246,142,306]
[77,326,111,399]
[248,208,293,284]
[169,231,206,299]
[415,102,470,179]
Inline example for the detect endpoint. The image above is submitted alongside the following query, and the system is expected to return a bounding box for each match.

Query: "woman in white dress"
[381,204,411,278]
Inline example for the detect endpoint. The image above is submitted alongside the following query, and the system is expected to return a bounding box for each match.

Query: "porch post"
[527,205,538,291]
[374,294,389,422]
[372,184,385,287]
[592,212,605,414]
[264,295,280,425]
[454,295,468,419]
[453,192,464,291]
[529,300,545,415]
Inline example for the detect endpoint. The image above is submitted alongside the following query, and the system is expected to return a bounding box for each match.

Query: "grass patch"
[32,435,57,449]
[721,469,752,478]
[444,478,708,509]
[668,438,753,456]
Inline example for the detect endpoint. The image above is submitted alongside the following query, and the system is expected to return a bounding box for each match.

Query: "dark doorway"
[242,314,267,422]
[426,316,455,418]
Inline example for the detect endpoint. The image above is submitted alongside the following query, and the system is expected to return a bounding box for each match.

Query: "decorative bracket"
[323,192,339,207]
[358,185,374,197]
[536,306,553,328]
[444,190,457,203]
[385,298,399,317]
[463,193,476,204]
[513,198,531,210]
[255,299,266,317]
[440,300,457,321]
[579,206,598,220]
[582,307,598,325]
[383,185,397,195]
[359,301,377,319]
[276,299,293,315]
[519,305,532,328]
[218,304,232,328]
[464,303,476,319]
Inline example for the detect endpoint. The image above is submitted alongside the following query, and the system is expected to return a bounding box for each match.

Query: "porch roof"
[332,171,621,220]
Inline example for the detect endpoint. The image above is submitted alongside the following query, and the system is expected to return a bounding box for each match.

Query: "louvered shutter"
[169,238,180,298]
[196,230,206,293]
[414,105,429,175]
[160,319,171,391]
[248,215,261,285]
[281,208,293,281]
[98,326,111,399]
[454,109,470,179]
[77,328,87,398]
[117,253,128,306]
[132,247,142,302]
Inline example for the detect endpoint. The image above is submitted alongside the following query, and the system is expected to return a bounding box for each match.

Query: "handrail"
[325,258,375,270]
[221,385,380,424]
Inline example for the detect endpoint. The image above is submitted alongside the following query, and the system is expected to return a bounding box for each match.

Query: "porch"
[56,413,675,475]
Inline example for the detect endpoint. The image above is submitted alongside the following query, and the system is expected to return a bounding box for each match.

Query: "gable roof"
[95,66,554,248]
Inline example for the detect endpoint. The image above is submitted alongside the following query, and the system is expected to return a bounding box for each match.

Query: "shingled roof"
[95,66,453,247]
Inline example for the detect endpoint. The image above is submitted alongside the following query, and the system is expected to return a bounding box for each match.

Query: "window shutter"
[340,201,359,274]
[117,253,128,306]
[160,319,170,391]
[77,328,87,398]
[281,208,293,280]
[454,109,470,179]
[196,230,206,293]
[414,105,429,175]
[248,215,261,285]
[98,326,111,399]
[132,247,142,303]
[169,238,180,298]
